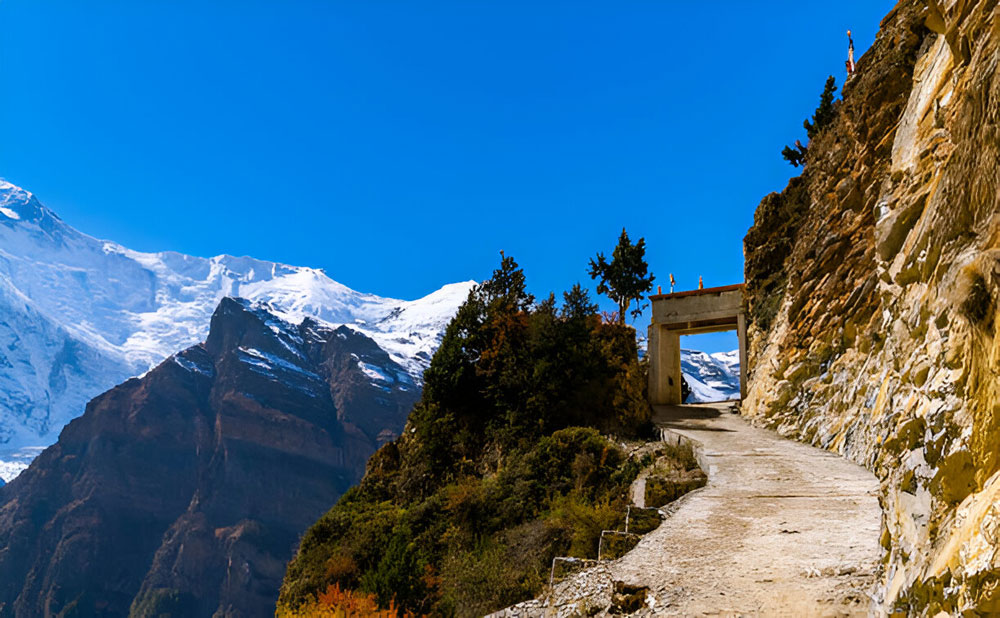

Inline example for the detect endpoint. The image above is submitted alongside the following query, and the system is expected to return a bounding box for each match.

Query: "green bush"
[546,496,625,559]
[438,541,541,617]
[360,529,428,609]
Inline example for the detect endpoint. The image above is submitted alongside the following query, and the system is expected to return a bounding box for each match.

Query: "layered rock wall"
[743,0,1000,613]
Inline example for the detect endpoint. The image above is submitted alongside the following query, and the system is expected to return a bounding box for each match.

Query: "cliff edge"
[743,0,1000,613]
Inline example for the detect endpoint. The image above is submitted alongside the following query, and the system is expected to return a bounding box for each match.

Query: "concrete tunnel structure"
[647,284,747,405]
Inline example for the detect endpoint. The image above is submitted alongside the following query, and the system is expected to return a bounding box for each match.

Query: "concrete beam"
[648,324,682,405]
[651,289,743,326]
[737,312,747,400]
[658,319,738,334]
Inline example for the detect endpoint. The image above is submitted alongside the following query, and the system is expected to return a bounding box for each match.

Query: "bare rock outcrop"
[742,0,1000,613]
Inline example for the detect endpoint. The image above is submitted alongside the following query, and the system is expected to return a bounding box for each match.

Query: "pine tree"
[480,250,534,313]
[782,76,837,166]
[536,292,557,316]
[561,284,599,320]
[782,144,807,167]
[803,76,837,139]
[587,229,655,324]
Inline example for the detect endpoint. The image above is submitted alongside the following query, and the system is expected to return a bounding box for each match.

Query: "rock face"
[743,0,1000,613]
[0,297,419,617]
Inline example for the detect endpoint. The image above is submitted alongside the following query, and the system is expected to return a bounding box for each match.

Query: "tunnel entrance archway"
[680,332,741,403]
[647,284,746,405]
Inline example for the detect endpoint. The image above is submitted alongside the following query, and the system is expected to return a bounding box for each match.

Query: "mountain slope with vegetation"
[278,255,656,616]
[742,0,1000,613]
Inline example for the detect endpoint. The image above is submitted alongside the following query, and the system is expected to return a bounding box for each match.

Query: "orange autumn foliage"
[275,583,418,618]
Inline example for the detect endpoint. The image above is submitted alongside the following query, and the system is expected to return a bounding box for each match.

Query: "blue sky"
[0,1,893,352]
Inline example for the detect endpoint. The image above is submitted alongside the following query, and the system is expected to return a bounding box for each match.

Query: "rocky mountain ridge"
[0,296,419,617]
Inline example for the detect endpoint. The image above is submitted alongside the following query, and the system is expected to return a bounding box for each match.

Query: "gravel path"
[493,403,882,617]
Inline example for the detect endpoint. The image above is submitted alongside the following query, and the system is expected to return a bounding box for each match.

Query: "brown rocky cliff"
[743,0,1000,614]
[0,298,419,617]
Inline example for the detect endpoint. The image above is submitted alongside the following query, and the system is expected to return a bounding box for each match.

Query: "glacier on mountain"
[0,179,474,480]
[682,349,741,403]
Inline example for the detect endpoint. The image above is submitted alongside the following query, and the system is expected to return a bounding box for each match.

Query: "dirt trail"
[495,403,882,616]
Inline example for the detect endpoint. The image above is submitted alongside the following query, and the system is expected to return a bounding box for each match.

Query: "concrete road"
[610,403,882,616]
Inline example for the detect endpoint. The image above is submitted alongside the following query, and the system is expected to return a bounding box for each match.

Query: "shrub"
[438,542,539,617]
[360,529,428,610]
[275,583,412,618]
[546,496,625,558]
[962,271,992,326]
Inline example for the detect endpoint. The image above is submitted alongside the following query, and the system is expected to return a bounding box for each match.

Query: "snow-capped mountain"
[0,179,474,479]
[682,349,741,402]
[0,296,423,616]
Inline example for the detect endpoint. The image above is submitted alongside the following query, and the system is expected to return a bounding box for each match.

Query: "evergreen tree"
[587,229,655,324]
[803,76,838,139]
[561,284,599,320]
[782,143,807,167]
[417,252,535,465]
[782,75,838,166]
[535,292,557,316]
[480,250,534,313]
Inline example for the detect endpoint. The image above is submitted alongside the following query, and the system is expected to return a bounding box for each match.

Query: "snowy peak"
[681,349,741,403]
[0,178,473,476]
[0,180,45,223]
[374,280,475,330]
[0,180,77,241]
[363,280,476,376]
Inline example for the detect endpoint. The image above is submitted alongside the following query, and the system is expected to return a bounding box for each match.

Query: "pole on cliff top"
[846,30,856,77]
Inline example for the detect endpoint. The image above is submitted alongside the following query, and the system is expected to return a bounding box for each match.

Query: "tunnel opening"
[679,331,741,403]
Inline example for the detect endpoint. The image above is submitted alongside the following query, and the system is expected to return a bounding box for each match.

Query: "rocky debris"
[0,298,419,617]
[487,563,616,618]
[742,0,1000,613]
[551,557,600,583]
[608,582,652,614]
